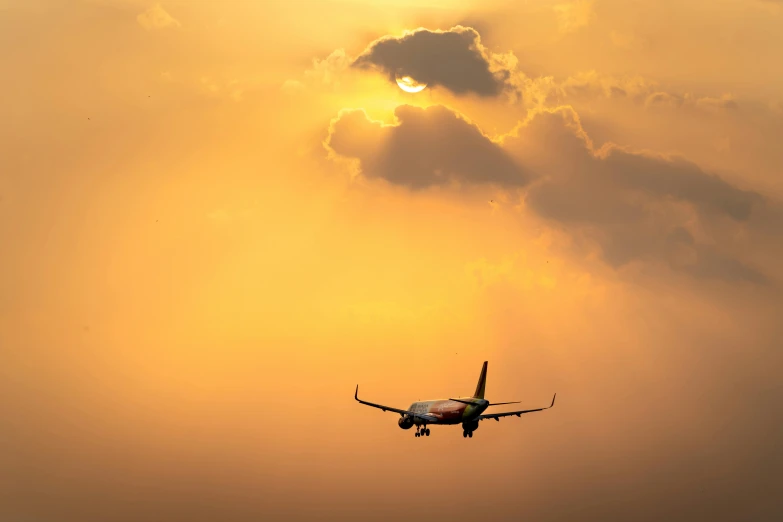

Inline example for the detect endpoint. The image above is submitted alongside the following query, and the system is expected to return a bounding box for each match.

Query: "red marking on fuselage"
[409,399,481,425]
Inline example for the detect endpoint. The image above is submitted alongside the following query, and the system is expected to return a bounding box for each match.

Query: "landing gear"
[415,427,430,438]
[463,430,473,438]
[463,431,467,438]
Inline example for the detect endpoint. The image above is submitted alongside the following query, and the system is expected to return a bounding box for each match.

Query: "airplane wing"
[354,385,439,422]
[478,393,556,422]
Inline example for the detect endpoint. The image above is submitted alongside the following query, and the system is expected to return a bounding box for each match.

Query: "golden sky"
[1,1,782,521]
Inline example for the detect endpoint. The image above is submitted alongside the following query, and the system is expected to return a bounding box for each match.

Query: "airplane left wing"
[354,385,439,422]
[478,393,556,422]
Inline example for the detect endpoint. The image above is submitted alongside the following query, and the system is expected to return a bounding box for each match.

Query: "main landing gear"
[462,430,473,438]
[415,427,431,438]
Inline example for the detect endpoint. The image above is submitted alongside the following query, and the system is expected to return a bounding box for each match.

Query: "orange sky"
[1,1,782,521]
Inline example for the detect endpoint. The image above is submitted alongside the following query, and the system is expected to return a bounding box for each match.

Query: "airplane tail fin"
[473,361,488,399]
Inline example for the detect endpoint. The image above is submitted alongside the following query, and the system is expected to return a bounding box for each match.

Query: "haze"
[1,1,781,521]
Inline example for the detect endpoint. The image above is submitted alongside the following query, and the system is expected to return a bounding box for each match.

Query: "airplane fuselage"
[406,398,489,425]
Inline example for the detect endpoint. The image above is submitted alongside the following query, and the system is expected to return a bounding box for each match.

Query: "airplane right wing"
[478,393,556,422]
[354,385,439,422]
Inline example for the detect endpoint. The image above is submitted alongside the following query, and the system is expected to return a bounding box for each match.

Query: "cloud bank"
[297,27,745,118]
[327,104,770,283]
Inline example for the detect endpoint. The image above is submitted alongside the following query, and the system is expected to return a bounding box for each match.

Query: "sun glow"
[395,75,427,93]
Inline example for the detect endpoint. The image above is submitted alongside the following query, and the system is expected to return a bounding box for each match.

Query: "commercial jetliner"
[354,361,555,438]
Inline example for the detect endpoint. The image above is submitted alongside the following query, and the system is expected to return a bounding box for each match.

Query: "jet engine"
[462,420,479,432]
[398,416,414,430]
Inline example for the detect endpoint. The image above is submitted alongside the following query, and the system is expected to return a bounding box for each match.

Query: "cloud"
[137,4,181,31]
[645,91,738,111]
[600,149,757,219]
[670,230,768,285]
[304,49,351,87]
[523,71,739,112]
[303,27,735,116]
[156,70,246,101]
[326,104,770,283]
[554,0,596,34]
[282,49,354,94]
[558,71,657,102]
[198,77,244,101]
[352,26,518,97]
[325,105,529,189]
[507,107,766,281]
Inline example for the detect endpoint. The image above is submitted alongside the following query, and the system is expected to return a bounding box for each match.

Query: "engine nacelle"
[398,416,414,430]
[462,420,479,432]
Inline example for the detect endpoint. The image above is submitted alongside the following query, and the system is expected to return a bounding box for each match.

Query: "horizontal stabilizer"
[478,393,557,422]
[448,398,481,406]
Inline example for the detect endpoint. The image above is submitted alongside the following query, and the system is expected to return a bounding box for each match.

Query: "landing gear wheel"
[425,429,430,436]
[463,431,467,438]
[468,432,473,438]
[415,432,419,437]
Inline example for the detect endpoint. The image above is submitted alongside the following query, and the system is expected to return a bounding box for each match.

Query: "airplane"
[354,361,556,438]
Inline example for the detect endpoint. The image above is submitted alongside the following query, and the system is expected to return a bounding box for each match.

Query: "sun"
[395,75,427,93]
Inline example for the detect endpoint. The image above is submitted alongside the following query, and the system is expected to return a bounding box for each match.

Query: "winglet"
[550,393,556,408]
[355,385,359,401]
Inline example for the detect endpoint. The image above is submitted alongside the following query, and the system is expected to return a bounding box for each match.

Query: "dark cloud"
[506,108,761,223]
[325,105,528,189]
[506,107,767,282]
[600,149,760,220]
[326,104,772,284]
[352,26,516,97]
